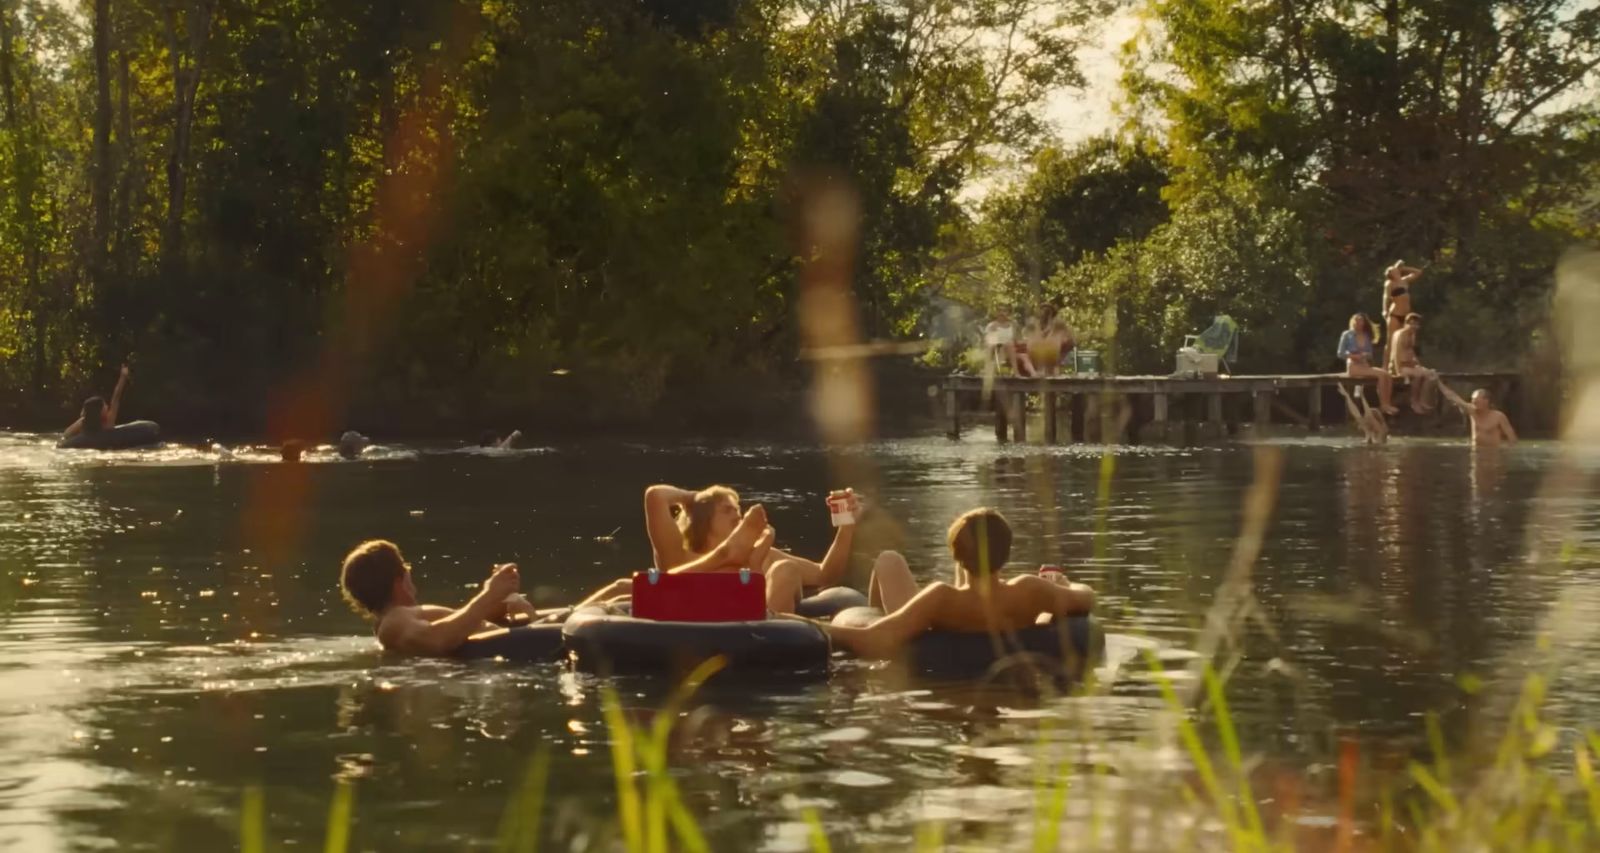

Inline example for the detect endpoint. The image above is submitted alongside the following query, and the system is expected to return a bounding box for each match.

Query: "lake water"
[2,431,1598,850]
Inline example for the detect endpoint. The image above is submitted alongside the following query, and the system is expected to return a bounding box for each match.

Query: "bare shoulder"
[375,606,424,650]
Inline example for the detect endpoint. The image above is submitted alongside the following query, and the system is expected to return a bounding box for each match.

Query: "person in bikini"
[644,485,851,614]
[1336,313,1397,414]
[1387,313,1438,414]
[342,506,777,656]
[1438,385,1517,447]
[1381,260,1424,343]
[817,507,1096,661]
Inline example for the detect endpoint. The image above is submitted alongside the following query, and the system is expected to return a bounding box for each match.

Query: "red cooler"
[631,569,767,622]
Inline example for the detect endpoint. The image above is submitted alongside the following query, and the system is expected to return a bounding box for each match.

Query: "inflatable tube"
[563,605,830,674]
[830,606,1102,679]
[794,586,869,619]
[455,623,567,663]
[58,420,162,450]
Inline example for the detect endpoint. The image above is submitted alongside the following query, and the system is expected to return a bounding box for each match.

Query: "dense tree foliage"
[982,0,1600,374]
[0,0,1105,432]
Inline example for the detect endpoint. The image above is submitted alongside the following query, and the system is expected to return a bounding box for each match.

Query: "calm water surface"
[2,432,1598,851]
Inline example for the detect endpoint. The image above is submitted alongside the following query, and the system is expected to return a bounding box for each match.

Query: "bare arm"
[644,484,695,569]
[105,365,129,427]
[63,416,86,438]
[381,566,520,656]
[572,577,634,608]
[1497,412,1518,444]
[1436,382,1471,413]
[1047,578,1096,616]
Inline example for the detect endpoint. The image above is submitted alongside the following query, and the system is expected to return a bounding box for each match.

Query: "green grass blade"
[495,744,550,853]
[241,786,265,853]
[1407,762,1459,816]
[803,807,831,853]
[323,781,354,853]
[601,688,645,853]
[1149,653,1242,847]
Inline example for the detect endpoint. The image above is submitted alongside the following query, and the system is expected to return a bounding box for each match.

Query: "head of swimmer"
[80,396,106,433]
[946,507,1012,586]
[340,539,415,618]
[1472,388,1491,413]
[678,486,742,553]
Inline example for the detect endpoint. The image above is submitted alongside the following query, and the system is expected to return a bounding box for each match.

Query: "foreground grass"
[237,651,1600,852]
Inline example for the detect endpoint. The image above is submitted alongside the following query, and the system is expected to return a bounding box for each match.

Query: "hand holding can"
[826,489,857,527]
[1038,564,1064,585]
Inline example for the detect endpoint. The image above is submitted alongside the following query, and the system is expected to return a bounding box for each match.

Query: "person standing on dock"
[1337,314,1398,415]
[1381,260,1425,344]
[1387,313,1437,414]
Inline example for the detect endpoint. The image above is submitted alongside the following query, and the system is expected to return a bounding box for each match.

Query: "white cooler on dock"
[1174,347,1219,379]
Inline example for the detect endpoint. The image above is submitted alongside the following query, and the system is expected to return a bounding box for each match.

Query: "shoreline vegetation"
[0,1,1592,445]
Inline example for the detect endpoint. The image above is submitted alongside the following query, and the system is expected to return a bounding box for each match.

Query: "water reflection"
[1,431,1598,849]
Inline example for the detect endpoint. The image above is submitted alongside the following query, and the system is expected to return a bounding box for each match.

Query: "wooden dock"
[941,371,1520,443]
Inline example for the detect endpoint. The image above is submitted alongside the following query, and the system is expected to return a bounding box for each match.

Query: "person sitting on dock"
[1024,304,1074,377]
[63,364,130,439]
[1337,313,1398,415]
[1438,385,1517,448]
[817,508,1095,661]
[1387,313,1437,414]
[342,508,777,656]
[1336,383,1388,445]
[983,308,1035,377]
[644,485,849,613]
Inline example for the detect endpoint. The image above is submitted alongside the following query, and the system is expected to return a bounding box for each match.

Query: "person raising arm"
[643,484,855,589]
[64,364,130,438]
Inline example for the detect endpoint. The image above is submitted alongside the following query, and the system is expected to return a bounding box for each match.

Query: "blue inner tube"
[563,605,830,674]
[455,623,567,663]
[830,606,1102,679]
[58,420,162,450]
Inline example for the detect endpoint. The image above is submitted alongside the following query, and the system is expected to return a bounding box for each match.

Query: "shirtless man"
[1439,385,1517,447]
[63,364,131,439]
[1387,313,1437,414]
[342,506,776,656]
[1336,383,1388,445]
[820,508,1095,661]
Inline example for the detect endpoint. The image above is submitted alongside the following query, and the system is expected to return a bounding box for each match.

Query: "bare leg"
[765,560,805,614]
[866,550,919,613]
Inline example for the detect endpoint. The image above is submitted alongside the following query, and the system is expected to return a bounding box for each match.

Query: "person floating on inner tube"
[816,507,1095,661]
[342,507,775,656]
[63,363,130,441]
[644,485,855,614]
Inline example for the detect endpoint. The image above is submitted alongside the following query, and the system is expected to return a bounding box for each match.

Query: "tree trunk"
[161,0,212,276]
[113,23,134,280]
[92,0,113,313]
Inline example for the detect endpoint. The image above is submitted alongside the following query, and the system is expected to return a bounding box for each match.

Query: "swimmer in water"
[1438,385,1517,447]
[342,506,776,656]
[816,508,1095,661]
[644,485,854,614]
[1336,383,1388,445]
[337,430,368,459]
[281,440,306,462]
[477,429,522,449]
[63,364,131,440]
